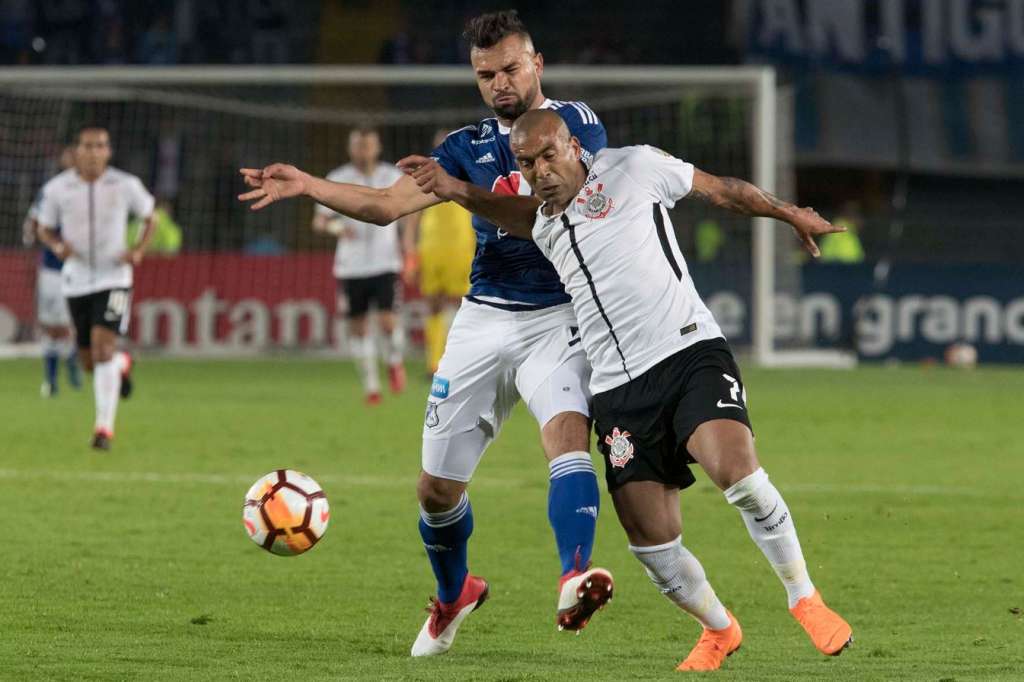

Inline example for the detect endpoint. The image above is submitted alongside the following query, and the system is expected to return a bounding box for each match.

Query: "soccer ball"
[944,342,978,369]
[242,470,330,556]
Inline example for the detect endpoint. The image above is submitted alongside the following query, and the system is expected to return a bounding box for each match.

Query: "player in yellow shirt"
[410,130,477,374]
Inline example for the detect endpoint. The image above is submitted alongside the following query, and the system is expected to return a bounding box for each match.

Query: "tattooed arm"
[689,169,844,257]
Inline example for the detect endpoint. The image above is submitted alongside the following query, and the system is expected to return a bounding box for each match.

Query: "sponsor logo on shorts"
[430,376,449,399]
[716,399,744,410]
[424,402,440,428]
[604,427,634,468]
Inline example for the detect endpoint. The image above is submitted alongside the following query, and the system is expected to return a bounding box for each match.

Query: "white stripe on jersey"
[531,145,724,394]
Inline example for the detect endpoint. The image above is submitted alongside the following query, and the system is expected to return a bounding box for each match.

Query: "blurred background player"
[412,129,476,376]
[22,145,80,397]
[35,124,155,450]
[311,126,413,405]
[240,10,613,656]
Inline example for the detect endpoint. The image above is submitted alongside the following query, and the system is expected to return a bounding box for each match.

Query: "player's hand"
[51,242,74,261]
[786,206,845,258]
[397,155,460,200]
[402,252,419,287]
[122,247,145,266]
[238,163,310,210]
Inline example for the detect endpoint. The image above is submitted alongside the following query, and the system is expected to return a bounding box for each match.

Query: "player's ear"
[534,51,544,77]
[570,135,581,159]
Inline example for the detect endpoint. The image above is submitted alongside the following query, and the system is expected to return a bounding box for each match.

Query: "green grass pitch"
[2,358,1022,680]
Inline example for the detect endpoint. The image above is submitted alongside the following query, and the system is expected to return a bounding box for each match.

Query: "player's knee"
[416,472,466,513]
[540,411,590,460]
[688,420,759,490]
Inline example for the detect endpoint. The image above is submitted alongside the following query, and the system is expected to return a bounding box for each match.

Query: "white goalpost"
[0,65,854,367]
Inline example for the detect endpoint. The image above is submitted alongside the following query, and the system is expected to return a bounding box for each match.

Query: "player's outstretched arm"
[397,155,539,239]
[689,169,845,258]
[239,164,440,226]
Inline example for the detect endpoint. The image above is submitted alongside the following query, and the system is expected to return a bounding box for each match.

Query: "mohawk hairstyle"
[463,9,533,50]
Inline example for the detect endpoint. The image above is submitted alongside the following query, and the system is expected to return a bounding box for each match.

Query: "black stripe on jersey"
[562,214,631,381]
[653,203,682,281]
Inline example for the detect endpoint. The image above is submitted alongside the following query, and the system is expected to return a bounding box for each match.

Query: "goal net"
[0,65,849,366]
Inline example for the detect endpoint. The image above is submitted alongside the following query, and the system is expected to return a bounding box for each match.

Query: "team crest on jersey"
[480,123,493,138]
[604,427,634,468]
[576,183,613,219]
[425,402,440,428]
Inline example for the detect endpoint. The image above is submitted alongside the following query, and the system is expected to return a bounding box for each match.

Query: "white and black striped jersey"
[532,145,724,394]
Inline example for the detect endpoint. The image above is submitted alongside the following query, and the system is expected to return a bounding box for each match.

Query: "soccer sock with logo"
[418,492,474,604]
[92,354,125,435]
[41,333,59,390]
[724,467,815,607]
[548,451,600,576]
[630,537,731,630]
[351,335,380,395]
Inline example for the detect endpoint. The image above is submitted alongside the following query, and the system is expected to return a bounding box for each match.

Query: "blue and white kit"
[422,99,607,481]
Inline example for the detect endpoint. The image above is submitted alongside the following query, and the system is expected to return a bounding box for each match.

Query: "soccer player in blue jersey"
[240,10,613,656]
[22,148,81,397]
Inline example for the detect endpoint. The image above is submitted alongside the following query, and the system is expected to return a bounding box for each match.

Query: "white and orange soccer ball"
[242,470,330,556]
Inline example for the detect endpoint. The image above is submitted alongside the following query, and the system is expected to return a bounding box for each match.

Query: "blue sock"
[66,351,81,388]
[548,452,600,576]
[419,492,473,604]
[44,351,59,391]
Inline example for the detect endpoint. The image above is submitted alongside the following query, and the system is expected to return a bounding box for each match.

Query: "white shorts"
[36,268,71,327]
[422,299,591,482]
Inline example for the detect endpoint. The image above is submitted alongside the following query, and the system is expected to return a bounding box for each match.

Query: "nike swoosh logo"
[716,400,744,409]
[754,501,778,523]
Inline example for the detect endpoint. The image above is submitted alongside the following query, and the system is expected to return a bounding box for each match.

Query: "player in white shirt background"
[36,125,156,451]
[22,145,81,397]
[401,109,853,672]
[311,126,414,405]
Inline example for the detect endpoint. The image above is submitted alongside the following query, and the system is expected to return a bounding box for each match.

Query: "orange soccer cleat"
[676,611,742,672]
[789,590,853,656]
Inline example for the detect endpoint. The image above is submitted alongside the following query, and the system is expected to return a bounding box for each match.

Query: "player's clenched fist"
[238,164,310,210]
[397,155,461,201]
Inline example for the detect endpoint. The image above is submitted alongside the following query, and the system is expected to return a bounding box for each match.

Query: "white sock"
[724,467,815,607]
[352,335,380,394]
[630,537,731,630]
[385,326,405,366]
[93,358,122,435]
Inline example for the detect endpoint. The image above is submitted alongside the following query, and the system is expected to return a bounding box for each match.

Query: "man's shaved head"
[510,109,586,210]
[510,109,569,148]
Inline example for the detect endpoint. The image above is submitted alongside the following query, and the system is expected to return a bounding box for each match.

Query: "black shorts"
[66,288,132,349]
[337,273,397,318]
[592,338,753,492]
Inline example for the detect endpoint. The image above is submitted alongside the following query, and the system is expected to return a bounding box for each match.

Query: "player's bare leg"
[412,461,488,657]
[611,480,740,671]
[687,419,852,655]
[88,325,131,450]
[540,411,613,632]
[378,309,406,394]
[348,315,381,404]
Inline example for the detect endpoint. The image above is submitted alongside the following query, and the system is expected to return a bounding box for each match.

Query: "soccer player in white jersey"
[240,10,613,656]
[22,146,81,397]
[312,126,413,405]
[401,109,853,671]
[36,125,156,451]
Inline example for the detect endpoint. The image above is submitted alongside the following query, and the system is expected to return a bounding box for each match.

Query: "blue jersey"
[431,99,607,308]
